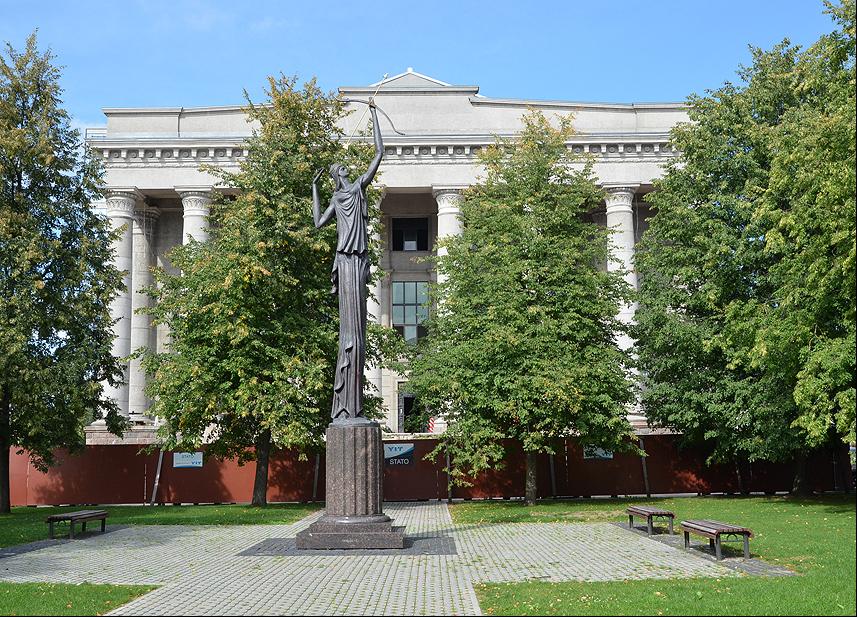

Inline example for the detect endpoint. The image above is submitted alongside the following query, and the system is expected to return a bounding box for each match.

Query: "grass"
[0,502,319,548]
[0,582,154,616]
[452,495,856,616]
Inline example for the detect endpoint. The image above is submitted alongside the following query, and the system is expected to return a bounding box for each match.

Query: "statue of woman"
[312,102,383,421]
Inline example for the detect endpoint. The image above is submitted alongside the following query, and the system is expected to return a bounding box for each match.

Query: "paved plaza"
[0,502,742,615]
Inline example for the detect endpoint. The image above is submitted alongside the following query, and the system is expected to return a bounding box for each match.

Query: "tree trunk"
[734,458,748,495]
[0,384,11,514]
[525,451,538,506]
[251,429,271,507]
[792,452,810,496]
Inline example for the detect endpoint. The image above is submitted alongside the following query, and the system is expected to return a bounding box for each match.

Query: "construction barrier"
[9,435,852,506]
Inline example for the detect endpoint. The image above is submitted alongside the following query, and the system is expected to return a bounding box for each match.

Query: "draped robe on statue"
[329,173,370,420]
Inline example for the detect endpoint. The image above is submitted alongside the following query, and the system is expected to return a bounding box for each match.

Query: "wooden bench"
[46,510,108,539]
[681,519,752,560]
[627,505,675,535]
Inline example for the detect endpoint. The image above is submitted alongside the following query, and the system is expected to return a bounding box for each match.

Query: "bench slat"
[46,510,108,522]
[682,519,752,537]
[627,506,674,516]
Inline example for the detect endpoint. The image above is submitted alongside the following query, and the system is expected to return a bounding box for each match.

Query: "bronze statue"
[299,97,406,550]
[312,101,383,421]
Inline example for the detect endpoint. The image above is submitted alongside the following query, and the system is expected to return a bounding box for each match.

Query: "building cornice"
[87,133,679,168]
[102,105,249,115]
[469,96,688,112]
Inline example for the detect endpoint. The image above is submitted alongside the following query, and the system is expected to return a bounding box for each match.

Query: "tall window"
[392,217,429,251]
[392,281,428,343]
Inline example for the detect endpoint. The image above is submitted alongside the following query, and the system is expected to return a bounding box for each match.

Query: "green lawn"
[0,502,319,548]
[0,582,154,616]
[452,495,856,616]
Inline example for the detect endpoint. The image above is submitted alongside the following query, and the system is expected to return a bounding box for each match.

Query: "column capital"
[132,205,160,238]
[603,184,638,212]
[432,185,466,199]
[105,187,144,218]
[176,186,214,217]
[432,185,466,215]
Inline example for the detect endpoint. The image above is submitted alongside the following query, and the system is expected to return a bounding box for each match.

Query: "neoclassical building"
[87,69,687,437]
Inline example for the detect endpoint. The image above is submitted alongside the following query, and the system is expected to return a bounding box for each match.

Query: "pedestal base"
[295,419,407,550]
[296,515,406,549]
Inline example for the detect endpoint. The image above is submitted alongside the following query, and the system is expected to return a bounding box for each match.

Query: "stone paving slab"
[455,520,734,583]
[0,502,744,616]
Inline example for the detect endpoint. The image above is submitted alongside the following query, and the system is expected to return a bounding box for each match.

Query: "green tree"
[406,112,636,505]
[0,33,126,513]
[142,76,387,506]
[636,0,855,491]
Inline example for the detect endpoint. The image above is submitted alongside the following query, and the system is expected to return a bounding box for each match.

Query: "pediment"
[370,69,451,89]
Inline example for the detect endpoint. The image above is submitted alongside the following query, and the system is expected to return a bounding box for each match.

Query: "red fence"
[9,436,852,506]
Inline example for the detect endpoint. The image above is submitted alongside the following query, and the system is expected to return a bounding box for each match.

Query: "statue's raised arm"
[312,168,335,229]
[360,103,383,190]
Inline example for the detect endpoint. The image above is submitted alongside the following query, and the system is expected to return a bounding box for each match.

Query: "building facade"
[87,69,688,438]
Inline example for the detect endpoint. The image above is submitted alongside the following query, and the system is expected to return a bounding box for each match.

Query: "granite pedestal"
[296,419,405,549]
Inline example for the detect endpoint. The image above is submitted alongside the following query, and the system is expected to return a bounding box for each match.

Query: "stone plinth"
[296,419,405,549]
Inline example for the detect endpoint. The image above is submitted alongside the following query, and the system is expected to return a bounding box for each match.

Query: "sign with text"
[173,452,204,468]
[384,443,415,466]
[583,446,614,460]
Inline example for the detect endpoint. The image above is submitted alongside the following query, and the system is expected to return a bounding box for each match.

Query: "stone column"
[128,205,159,422]
[605,186,639,350]
[103,188,141,418]
[177,187,212,244]
[605,185,646,425]
[430,187,466,434]
[433,187,464,287]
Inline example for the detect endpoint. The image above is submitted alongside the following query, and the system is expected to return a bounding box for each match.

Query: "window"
[392,281,429,343]
[392,217,429,251]
[397,384,427,433]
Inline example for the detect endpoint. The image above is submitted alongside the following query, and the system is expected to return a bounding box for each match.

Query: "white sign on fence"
[173,452,204,468]
[384,443,415,466]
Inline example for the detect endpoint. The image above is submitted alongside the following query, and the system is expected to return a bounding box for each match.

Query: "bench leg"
[82,522,87,534]
[69,521,75,540]
[715,537,722,560]
[49,521,54,539]
[101,519,106,533]
[683,531,689,549]
[647,518,654,536]
[629,514,634,529]
[743,535,750,559]
[709,538,715,549]
[668,518,674,535]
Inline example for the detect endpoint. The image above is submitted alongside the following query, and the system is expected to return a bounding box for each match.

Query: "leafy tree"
[636,0,855,492]
[142,76,389,506]
[0,33,126,513]
[406,112,636,505]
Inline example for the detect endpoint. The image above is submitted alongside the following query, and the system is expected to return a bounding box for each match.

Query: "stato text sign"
[384,443,415,466]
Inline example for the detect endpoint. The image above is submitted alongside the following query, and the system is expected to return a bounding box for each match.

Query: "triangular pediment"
[370,69,451,88]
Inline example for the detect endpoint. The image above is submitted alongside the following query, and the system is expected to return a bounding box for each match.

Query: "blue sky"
[0,1,838,128]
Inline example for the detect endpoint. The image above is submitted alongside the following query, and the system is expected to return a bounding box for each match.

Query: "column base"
[295,419,407,550]
[296,515,406,549]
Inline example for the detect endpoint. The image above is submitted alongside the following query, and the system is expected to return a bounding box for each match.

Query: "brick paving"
[0,502,743,616]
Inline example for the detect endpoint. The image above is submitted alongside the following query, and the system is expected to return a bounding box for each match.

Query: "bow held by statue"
[340,98,405,136]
